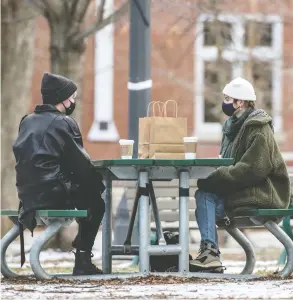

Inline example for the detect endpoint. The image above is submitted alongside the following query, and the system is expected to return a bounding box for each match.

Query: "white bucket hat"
[222,77,256,101]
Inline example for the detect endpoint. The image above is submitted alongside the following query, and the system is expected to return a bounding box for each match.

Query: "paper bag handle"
[163,100,178,117]
[147,101,164,117]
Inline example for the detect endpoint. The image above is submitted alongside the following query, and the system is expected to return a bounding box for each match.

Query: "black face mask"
[222,102,238,116]
[62,101,76,115]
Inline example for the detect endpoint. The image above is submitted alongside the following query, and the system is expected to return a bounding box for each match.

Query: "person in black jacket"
[13,72,105,276]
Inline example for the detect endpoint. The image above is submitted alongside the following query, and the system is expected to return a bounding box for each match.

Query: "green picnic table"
[93,158,239,277]
[92,158,293,279]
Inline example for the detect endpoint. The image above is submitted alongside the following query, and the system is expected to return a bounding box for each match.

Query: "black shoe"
[72,250,103,276]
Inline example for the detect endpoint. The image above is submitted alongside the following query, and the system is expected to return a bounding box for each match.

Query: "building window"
[195,14,283,138]
[203,20,232,47]
[243,60,273,113]
[244,21,272,47]
[204,60,232,123]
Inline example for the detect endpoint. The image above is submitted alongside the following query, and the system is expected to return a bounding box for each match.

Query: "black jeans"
[70,184,105,251]
[48,181,105,252]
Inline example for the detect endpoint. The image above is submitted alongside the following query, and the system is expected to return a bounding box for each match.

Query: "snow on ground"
[3,229,286,275]
[2,278,293,299]
[2,228,292,299]
[4,256,284,275]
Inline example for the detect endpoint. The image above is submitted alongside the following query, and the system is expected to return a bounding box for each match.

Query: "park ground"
[1,228,293,299]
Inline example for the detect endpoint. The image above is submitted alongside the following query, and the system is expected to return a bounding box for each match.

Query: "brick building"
[30,0,293,167]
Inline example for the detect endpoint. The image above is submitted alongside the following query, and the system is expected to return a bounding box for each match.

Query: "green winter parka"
[198,109,291,213]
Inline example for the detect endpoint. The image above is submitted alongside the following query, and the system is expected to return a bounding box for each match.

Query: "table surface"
[92,158,233,167]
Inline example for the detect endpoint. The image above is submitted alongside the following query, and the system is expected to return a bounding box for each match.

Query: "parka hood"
[245,109,274,131]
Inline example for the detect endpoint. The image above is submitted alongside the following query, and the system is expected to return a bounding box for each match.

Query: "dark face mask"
[222,102,237,116]
[62,101,76,115]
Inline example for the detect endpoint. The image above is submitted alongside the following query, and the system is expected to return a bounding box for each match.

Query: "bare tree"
[28,0,129,124]
[1,0,37,236]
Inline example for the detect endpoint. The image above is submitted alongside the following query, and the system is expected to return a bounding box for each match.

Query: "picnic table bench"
[1,209,87,279]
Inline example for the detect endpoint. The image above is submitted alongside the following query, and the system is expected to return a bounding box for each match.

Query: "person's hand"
[197,179,209,192]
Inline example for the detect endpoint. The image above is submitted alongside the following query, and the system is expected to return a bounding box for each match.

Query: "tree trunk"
[1,0,36,236]
[50,25,85,126]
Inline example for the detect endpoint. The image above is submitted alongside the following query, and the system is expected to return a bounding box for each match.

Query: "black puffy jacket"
[13,104,105,232]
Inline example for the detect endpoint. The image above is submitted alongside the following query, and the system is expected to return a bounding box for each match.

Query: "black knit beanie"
[41,72,77,105]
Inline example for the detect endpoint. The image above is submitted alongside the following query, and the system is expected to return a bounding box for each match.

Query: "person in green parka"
[190,77,291,273]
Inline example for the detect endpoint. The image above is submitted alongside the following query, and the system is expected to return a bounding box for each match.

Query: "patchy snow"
[6,254,283,275]
[1,279,293,299]
[2,224,291,299]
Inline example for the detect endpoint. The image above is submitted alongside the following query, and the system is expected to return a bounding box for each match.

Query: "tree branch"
[28,0,60,21]
[42,0,61,17]
[73,0,129,43]
[71,0,91,22]
[27,0,46,14]
[96,0,106,24]
[70,0,80,16]
[1,12,39,23]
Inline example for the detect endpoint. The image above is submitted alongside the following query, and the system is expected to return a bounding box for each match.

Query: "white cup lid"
[183,137,198,142]
[119,139,134,145]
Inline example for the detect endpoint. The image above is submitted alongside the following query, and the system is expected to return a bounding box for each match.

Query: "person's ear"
[238,100,244,110]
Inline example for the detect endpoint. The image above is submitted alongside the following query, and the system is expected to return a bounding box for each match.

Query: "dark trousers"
[42,179,105,252]
[49,182,105,252]
[70,185,105,251]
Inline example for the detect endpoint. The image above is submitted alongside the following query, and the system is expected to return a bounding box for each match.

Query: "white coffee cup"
[119,139,134,159]
[183,137,198,159]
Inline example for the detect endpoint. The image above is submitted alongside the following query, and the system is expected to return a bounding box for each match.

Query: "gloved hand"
[197,178,211,192]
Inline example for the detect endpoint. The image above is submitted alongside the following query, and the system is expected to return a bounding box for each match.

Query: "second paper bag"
[138,101,164,158]
[149,100,187,158]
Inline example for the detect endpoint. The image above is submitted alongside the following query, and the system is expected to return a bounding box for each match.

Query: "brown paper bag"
[138,101,164,158]
[139,100,187,159]
[149,100,187,144]
[149,144,184,157]
[149,117,187,144]
[151,153,185,159]
[149,100,187,158]
[138,118,151,158]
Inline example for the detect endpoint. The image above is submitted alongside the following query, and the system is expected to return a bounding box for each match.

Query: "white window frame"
[87,0,119,142]
[194,14,283,138]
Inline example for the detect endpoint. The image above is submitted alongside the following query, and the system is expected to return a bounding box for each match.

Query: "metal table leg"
[179,171,190,275]
[138,171,150,274]
[1,222,20,278]
[225,227,256,275]
[30,220,63,279]
[102,177,112,274]
[264,220,293,278]
[149,181,166,245]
